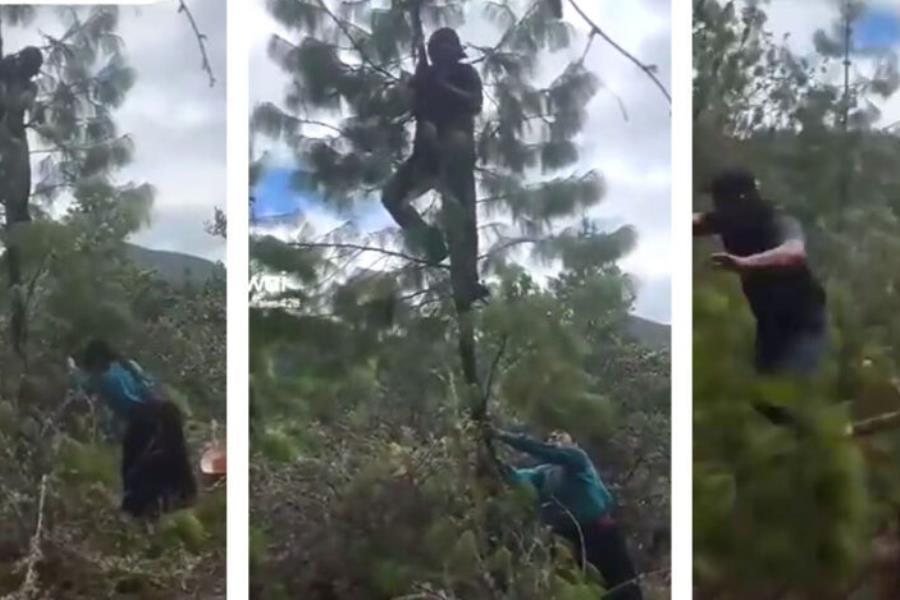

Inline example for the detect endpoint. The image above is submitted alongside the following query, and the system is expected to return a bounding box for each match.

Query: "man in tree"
[490,427,643,600]
[0,46,42,225]
[0,46,43,356]
[694,167,827,376]
[382,27,488,307]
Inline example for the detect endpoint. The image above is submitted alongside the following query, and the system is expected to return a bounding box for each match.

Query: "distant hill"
[124,243,223,287]
[125,243,669,346]
[625,315,670,348]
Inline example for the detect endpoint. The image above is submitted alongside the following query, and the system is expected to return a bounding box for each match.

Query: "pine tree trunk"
[0,22,32,364]
[839,1,851,208]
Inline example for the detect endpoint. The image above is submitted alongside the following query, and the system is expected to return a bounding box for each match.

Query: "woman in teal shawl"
[76,339,196,518]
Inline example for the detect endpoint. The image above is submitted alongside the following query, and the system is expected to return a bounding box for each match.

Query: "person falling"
[694,167,828,423]
[490,426,643,600]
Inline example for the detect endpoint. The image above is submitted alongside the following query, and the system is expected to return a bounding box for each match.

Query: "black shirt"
[412,62,482,133]
[705,208,826,332]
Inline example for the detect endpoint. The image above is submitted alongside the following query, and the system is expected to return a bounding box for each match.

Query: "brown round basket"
[200,445,226,481]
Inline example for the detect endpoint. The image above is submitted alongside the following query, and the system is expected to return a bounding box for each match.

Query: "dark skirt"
[559,517,643,600]
[121,400,197,518]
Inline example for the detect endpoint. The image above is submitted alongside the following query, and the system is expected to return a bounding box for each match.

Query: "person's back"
[513,449,613,530]
[102,360,151,407]
[497,429,642,599]
[413,60,481,133]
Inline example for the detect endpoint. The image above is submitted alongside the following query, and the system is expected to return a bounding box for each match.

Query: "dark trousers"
[752,321,828,426]
[121,401,196,518]
[561,518,643,599]
[382,124,480,308]
[754,312,826,376]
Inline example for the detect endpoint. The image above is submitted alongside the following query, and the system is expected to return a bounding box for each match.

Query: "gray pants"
[381,124,480,309]
[754,321,827,376]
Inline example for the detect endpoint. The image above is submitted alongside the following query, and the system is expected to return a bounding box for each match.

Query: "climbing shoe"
[423,226,450,265]
[406,225,449,265]
[753,401,807,433]
[471,282,491,304]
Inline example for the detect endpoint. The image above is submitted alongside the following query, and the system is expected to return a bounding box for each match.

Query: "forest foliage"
[0,5,226,599]
[250,0,670,598]
[693,1,900,597]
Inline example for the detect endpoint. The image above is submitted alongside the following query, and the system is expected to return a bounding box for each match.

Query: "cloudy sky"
[759,0,900,127]
[8,0,226,262]
[249,0,673,324]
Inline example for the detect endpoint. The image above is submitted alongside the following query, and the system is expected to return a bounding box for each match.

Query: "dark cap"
[428,27,467,59]
[705,167,758,201]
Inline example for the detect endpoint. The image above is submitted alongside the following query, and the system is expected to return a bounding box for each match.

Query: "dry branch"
[178,0,216,87]
[850,410,900,437]
[292,241,451,269]
[566,0,670,107]
[2,475,49,600]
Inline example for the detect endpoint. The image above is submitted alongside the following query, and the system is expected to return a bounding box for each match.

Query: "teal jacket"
[72,360,156,421]
[499,432,613,527]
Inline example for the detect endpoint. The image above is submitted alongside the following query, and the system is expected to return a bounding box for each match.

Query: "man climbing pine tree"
[490,427,643,600]
[382,27,488,307]
[0,45,43,357]
[695,167,827,375]
[0,45,41,225]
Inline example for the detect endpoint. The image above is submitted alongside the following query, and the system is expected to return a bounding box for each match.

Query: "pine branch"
[178,0,216,87]
[566,0,671,107]
[313,0,398,82]
[29,135,128,155]
[291,241,449,269]
[478,236,541,261]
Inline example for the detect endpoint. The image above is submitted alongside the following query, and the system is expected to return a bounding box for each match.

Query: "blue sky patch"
[856,7,900,50]
[252,166,391,230]
[252,167,311,220]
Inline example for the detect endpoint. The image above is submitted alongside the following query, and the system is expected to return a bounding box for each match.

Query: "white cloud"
[756,0,900,126]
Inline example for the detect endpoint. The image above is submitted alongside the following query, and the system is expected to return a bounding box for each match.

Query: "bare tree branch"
[178,0,216,87]
[567,0,671,107]
[314,0,399,82]
[850,410,900,437]
[2,475,49,600]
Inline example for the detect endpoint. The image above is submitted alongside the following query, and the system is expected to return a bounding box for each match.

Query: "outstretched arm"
[494,430,588,470]
[712,215,807,272]
[694,212,717,236]
[67,360,92,395]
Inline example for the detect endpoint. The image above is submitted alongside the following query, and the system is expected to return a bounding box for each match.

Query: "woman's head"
[546,430,574,447]
[81,339,117,374]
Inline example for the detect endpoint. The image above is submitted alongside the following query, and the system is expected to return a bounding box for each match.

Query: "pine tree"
[252,0,640,428]
[250,1,671,596]
[0,6,149,368]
